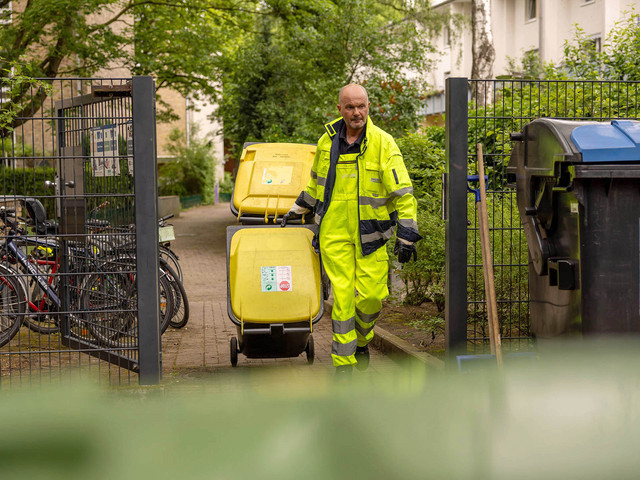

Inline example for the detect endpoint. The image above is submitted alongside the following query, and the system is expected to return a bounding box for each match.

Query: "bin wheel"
[230,337,238,367]
[305,335,315,365]
[321,270,331,301]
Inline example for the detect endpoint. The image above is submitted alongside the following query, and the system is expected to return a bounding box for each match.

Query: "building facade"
[426,0,640,113]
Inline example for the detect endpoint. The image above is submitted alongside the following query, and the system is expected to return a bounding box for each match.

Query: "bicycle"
[0,205,174,348]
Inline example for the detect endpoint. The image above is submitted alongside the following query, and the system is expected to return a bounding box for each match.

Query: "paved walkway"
[160,203,405,381]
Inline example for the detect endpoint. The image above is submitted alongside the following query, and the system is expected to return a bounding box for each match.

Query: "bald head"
[337,83,370,137]
[338,83,369,104]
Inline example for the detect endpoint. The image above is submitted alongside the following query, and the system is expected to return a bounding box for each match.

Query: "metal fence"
[445,77,640,358]
[0,76,160,386]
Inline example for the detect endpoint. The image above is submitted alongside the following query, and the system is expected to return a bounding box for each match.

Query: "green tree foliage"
[0,0,257,128]
[158,125,217,203]
[0,58,53,137]
[1,0,452,136]
[218,0,451,149]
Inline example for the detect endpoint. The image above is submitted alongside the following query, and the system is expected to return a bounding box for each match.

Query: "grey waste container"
[507,118,640,337]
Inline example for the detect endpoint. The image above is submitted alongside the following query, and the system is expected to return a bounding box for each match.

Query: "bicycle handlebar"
[158,214,174,225]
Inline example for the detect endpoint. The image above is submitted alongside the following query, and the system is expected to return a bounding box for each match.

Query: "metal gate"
[0,76,160,386]
[445,77,640,360]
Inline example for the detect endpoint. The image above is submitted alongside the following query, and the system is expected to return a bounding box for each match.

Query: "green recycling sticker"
[261,266,292,292]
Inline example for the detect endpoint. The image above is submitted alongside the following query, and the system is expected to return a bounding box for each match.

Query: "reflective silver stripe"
[389,186,413,198]
[315,213,322,224]
[359,196,388,208]
[361,225,395,245]
[332,338,357,357]
[355,322,374,337]
[356,308,379,323]
[370,177,382,183]
[317,176,326,187]
[310,170,318,179]
[397,218,419,231]
[332,317,355,335]
[301,191,317,207]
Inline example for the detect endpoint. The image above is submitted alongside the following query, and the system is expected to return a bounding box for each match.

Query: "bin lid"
[571,120,640,163]
[232,143,317,219]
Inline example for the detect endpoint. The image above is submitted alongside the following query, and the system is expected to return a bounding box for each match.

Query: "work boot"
[355,345,370,371]
[334,364,353,380]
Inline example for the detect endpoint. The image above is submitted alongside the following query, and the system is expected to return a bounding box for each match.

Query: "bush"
[390,208,445,308]
[158,125,217,204]
[219,172,234,195]
[0,165,56,216]
[396,128,445,214]
[390,130,446,308]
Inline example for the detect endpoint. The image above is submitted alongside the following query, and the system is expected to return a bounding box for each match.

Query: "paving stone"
[161,204,404,381]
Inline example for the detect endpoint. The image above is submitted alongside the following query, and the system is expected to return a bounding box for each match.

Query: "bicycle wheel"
[82,267,139,348]
[109,256,175,335]
[160,260,189,329]
[158,274,174,334]
[0,268,26,348]
[159,245,183,282]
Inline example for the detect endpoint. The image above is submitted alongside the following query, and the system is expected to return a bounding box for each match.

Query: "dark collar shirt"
[338,123,366,155]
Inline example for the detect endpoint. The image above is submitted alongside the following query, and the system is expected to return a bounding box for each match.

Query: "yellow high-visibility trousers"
[320,156,389,367]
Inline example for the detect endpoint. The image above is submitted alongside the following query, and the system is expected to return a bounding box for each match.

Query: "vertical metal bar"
[132,76,161,385]
[445,77,469,362]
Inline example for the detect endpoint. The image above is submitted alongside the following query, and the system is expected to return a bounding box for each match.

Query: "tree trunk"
[471,0,495,106]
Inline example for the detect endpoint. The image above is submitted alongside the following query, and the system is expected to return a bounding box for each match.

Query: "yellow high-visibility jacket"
[294,116,421,255]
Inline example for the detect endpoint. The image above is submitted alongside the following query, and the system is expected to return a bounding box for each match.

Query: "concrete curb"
[372,326,445,371]
[323,300,445,371]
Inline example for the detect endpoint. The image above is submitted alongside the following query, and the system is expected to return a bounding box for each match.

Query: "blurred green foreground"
[2,339,640,480]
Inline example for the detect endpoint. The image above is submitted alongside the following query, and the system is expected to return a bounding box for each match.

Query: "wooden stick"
[477,144,503,368]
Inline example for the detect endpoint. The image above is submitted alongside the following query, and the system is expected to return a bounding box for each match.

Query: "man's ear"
[336,104,342,114]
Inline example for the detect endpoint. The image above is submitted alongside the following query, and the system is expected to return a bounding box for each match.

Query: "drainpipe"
[538,0,544,62]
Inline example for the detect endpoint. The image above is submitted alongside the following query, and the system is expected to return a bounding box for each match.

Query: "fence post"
[132,76,161,385]
[445,77,469,363]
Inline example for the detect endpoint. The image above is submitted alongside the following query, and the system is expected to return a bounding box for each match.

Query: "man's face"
[337,86,370,132]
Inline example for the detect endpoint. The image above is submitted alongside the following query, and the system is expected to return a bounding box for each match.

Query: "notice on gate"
[90,124,120,177]
[126,121,134,175]
[261,166,293,185]
[260,266,293,292]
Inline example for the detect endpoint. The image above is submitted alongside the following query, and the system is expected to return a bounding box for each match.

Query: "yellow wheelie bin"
[226,142,327,366]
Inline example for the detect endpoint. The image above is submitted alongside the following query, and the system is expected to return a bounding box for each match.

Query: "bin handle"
[264,195,271,224]
[273,194,281,224]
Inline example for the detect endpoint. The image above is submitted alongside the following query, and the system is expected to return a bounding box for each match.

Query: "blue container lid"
[570,120,640,163]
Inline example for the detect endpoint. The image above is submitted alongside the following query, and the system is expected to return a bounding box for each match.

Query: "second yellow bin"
[231,142,316,223]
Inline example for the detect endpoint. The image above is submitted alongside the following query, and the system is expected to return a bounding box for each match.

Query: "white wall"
[189,96,225,181]
[430,0,640,84]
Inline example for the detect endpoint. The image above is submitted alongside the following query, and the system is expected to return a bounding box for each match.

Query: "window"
[526,0,537,21]
[443,26,451,48]
[587,35,601,54]
[0,2,11,25]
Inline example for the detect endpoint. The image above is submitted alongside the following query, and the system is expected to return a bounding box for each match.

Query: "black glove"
[394,239,417,264]
[280,211,302,227]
